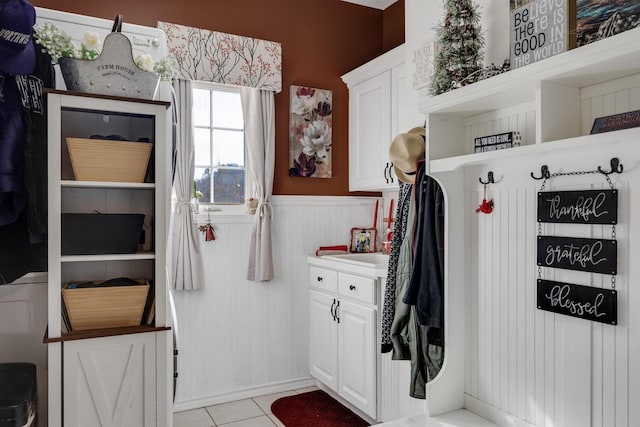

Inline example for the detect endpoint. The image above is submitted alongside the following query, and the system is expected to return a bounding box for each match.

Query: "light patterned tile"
[173,408,216,427]
[268,414,286,427]
[206,399,264,425]
[252,391,296,414]
[220,415,276,427]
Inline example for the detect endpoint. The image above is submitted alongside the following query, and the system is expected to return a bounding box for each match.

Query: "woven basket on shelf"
[66,137,152,183]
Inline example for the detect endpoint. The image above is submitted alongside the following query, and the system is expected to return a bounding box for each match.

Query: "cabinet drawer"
[309,267,337,293]
[338,273,375,305]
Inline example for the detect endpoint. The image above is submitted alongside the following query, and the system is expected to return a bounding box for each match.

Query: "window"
[192,82,245,206]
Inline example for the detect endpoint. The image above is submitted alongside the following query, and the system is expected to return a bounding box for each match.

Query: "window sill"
[194,210,255,224]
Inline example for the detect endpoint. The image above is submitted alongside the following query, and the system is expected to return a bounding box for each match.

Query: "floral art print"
[289,85,332,178]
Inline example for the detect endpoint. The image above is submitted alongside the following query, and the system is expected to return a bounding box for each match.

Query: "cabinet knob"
[349,284,356,291]
[317,276,323,282]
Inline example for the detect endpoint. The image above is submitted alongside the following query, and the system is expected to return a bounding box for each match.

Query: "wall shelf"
[420,26,640,167]
[419,26,640,116]
[430,127,640,173]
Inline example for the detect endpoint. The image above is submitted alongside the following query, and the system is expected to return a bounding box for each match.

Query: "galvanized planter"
[59,32,160,100]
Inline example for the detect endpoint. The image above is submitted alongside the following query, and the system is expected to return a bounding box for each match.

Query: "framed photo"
[577,1,640,47]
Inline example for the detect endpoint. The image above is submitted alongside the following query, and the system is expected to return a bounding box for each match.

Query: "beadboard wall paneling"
[461,136,639,427]
[171,196,384,410]
[460,72,640,427]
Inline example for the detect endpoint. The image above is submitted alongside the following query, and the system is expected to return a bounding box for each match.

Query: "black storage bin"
[62,213,145,255]
[0,363,37,427]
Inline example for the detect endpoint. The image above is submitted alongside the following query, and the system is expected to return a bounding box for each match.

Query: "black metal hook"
[479,171,494,185]
[597,157,623,175]
[531,165,550,180]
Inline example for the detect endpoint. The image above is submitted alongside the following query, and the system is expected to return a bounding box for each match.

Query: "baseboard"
[464,394,536,427]
[172,377,316,412]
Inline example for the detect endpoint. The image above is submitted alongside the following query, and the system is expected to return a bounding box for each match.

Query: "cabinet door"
[63,333,158,427]
[391,63,424,143]
[309,290,338,391]
[337,299,376,417]
[348,72,392,191]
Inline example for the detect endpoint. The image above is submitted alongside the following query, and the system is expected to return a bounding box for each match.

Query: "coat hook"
[597,157,623,175]
[531,165,550,180]
[478,171,494,185]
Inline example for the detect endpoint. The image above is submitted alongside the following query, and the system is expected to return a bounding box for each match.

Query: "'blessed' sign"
[511,0,568,69]
[538,190,617,224]
[537,279,617,325]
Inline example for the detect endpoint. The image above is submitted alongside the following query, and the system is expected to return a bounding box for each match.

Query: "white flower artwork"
[288,85,332,178]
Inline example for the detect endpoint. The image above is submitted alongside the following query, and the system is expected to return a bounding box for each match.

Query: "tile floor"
[173,386,319,427]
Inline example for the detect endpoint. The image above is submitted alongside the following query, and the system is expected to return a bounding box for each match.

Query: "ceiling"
[341,0,398,10]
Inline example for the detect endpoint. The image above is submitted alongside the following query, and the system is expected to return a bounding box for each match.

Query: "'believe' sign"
[511,0,568,69]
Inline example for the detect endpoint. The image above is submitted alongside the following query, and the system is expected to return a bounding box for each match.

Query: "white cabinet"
[342,44,424,191]
[63,332,158,427]
[308,264,378,419]
[45,90,172,427]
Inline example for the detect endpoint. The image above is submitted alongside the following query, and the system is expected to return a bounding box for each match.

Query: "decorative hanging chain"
[536,168,617,289]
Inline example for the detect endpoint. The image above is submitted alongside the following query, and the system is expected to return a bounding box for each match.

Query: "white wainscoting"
[462,150,639,427]
[458,73,640,427]
[171,196,382,411]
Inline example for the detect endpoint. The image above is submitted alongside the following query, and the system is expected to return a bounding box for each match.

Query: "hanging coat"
[380,182,413,353]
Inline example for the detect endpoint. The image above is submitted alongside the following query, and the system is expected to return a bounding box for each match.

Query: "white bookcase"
[45,90,172,427]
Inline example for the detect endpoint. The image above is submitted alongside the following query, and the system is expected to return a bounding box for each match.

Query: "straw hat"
[388,127,426,184]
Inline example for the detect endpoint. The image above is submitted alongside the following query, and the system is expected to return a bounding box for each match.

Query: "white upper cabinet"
[342,44,424,191]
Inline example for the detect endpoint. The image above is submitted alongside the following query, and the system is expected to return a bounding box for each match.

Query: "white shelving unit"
[421,26,640,172]
[416,26,640,425]
[45,90,172,427]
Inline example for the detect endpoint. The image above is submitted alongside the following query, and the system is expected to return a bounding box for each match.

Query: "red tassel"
[205,224,215,241]
[199,223,216,241]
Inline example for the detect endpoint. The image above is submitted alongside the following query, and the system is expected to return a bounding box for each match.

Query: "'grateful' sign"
[511,0,568,69]
[537,236,617,275]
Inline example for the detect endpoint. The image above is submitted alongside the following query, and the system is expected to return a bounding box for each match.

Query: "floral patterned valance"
[158,21,282,92]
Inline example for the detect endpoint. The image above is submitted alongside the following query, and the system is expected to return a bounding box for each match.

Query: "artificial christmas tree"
[430,0,485,95]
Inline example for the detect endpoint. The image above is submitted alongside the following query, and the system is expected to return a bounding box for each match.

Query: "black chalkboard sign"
[538,190,617,224]
[591,109,640,134]
[537,279,617,325]
[537,236,617,274]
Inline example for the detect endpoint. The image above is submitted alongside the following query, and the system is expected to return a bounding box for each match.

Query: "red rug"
[271,390,370,427]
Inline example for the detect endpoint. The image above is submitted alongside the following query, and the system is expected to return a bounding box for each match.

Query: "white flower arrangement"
[34,22,176,81]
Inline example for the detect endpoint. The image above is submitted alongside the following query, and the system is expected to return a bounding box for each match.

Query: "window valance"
[158,21,282,93]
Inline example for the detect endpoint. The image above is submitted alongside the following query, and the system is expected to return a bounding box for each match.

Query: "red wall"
[31,0,404,196]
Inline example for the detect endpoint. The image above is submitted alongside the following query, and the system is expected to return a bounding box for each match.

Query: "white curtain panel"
[241,87,275,281]
[170,79,203,290]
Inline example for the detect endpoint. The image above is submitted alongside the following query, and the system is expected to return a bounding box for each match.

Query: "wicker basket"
[66,137,152,183]
[62,279,150,331]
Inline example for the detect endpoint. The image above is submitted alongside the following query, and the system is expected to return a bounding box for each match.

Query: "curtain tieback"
[257,200,273,219]
[175,200,196,214]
